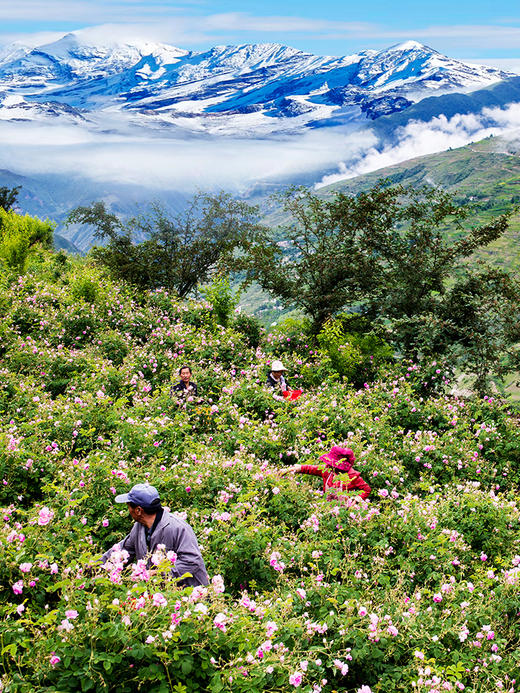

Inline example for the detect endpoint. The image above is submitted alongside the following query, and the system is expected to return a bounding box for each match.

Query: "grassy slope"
[319,134,520,271]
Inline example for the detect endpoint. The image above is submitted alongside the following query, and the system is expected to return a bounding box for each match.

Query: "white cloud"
[1,10,519,56]
[317,103,520,188]
[0,119,377,191]
[464,58,520,73]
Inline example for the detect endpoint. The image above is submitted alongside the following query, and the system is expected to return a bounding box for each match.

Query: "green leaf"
[181,658,193,675]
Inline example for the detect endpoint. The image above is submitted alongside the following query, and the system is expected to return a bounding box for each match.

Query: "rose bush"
[0,253,518,692]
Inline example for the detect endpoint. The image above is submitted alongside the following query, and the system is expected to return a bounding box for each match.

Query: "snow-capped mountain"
[0,33,514,136]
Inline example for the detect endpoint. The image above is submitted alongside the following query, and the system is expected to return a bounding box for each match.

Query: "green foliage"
[44,354,90,398]
[202,274,240,328]
[0,249,519,693]
[71,277,100,304]
[0,185,20,212]
[318,315,394,386]
[244,182,518,392]
[232,312,264,349]
[437,266,520,395]
[98,331,129,366]
[69,193,265,299]
[0,209,54,273]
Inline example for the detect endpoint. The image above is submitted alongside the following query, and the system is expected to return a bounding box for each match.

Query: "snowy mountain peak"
[0,32,516,136]
[191,43,310,75]
[0,31,188,87]
[386,40,433,52]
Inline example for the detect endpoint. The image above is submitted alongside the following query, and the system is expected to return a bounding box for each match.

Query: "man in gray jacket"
[102,483,209,587]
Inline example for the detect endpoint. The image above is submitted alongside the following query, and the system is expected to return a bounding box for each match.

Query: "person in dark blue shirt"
[170,365,198,398]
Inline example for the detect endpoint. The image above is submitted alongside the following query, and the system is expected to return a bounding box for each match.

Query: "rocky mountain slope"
[0,33,513,136]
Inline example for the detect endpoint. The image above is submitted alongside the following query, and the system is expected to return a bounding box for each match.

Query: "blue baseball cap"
[115,483,160,506]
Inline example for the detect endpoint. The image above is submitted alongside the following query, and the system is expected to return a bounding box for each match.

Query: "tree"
[67,193,265,298]
[0,209,54,273]
[245,182,520,392]
[0,186,21,212]
[243,186,378,329]
[246,183,511,337]
[436,266,520,395]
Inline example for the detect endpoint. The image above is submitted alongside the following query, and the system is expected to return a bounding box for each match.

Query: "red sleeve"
[300,465,326,478]
[347,474,371,500]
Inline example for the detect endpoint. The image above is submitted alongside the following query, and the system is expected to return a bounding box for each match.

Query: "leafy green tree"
[67,193,265,298]
[0,209,54,273]
[243,186,376,329]
[245,183,510,337]
[245,183,519,392]
[436,266,520,395]
[0,185,20,212]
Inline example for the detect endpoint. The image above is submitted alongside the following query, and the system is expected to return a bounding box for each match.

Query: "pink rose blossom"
[289,671,303,687]
[38,507,54,526]
[266,620,278,637]
[211,575,225,594]
[152,593,168,607]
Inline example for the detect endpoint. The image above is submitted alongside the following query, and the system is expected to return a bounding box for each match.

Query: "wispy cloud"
[3,102,520,196]
[318,103,520,188]
[1,7,519,56]
[0,119,376,191]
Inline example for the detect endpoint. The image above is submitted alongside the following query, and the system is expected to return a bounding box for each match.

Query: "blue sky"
[1,0,520,65]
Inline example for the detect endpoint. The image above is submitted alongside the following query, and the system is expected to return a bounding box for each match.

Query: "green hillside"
[0,246,519,692]
[320,135,520,271]
[240,135,520,322]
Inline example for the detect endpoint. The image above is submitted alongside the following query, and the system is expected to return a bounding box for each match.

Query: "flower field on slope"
[0,254,519,693]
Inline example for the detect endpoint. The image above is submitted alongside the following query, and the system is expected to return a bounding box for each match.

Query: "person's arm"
[102,527,137,565]
[300,464,326,478]
[279,464,301,477]
[347,471,371,500]
[279,464,324,478]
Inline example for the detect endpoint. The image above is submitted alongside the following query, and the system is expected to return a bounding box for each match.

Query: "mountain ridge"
[0,32,514,136]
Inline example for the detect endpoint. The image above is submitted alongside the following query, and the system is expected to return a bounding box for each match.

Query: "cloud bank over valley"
[318,102,520,187]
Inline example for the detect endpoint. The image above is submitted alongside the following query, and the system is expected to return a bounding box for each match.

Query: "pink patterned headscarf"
[319,446,356,471]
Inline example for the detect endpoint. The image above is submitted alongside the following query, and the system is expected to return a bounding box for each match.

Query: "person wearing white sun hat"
[266,359,303,401]
[266,359,289,396]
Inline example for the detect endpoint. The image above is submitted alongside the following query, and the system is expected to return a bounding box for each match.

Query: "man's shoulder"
[160,510,189,530]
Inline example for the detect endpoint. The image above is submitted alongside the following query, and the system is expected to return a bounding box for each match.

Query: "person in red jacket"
[280,446,371,501]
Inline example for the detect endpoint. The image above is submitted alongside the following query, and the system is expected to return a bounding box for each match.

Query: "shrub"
[318,315,394,386]
[0,209,54,273]
[202,274,240,328]
[71,277,99,304]
[99,331,129,366]
[233,312,264,348]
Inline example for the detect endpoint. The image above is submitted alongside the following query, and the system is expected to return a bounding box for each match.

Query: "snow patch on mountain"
[0,32,514,138]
